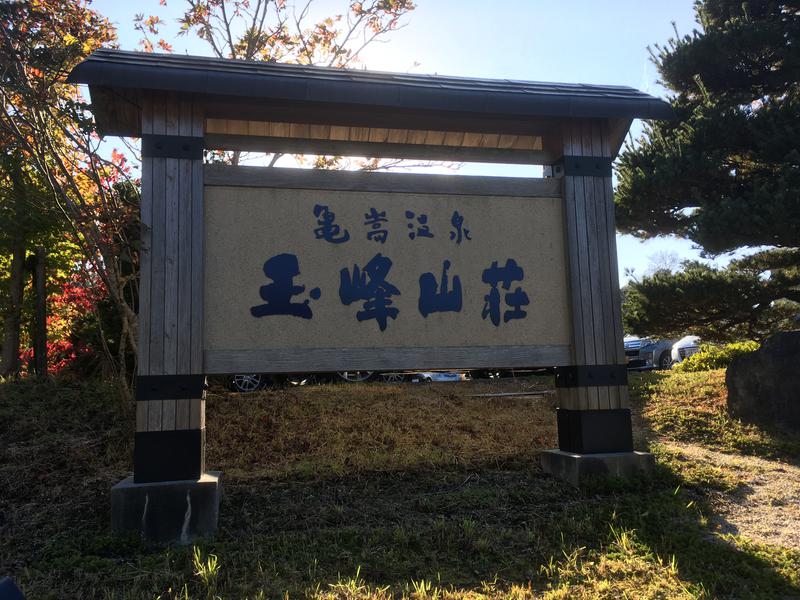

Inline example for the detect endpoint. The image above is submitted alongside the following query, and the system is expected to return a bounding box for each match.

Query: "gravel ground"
[665,441,800,550]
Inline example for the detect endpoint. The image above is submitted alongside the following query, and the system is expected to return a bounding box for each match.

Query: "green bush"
[674,341,759,372]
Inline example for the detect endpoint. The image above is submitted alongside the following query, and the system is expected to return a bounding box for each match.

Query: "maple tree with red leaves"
[0,0,140,388]
[0,0,415,389]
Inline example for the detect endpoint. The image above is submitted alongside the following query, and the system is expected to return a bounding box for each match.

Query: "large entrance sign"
[203,167,570,373]
[69,49,673,542]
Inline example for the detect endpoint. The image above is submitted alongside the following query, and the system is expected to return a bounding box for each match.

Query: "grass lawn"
[1,371,798,599]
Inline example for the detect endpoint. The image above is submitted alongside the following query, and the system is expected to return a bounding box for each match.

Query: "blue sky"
[92,0,735,283]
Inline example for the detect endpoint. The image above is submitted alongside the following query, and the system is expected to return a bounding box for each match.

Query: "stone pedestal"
[541,449,654,487]
[111,471,222,544]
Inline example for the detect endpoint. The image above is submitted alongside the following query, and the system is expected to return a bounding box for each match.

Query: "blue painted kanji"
[251,253,321,320]
[405,210,434,240]
[418,260,462,317]
[313,204,350,244]
[504,287,530,322]
[364,207,389,243]
[449,211,472,244]
[481,259,528,326]
[339,253,400,331]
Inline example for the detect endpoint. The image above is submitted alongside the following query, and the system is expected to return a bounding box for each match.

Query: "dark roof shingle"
[68,49,674,121]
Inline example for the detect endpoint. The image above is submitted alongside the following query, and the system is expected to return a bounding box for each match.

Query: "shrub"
[674,341,759,372]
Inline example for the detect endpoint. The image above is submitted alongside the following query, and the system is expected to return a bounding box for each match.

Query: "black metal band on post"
[134,374,206,483]
[134,429,205,483]
[136,374,206,401]
[141,134,204,159]
[554,364,628,388]
[551,155,613,178]
[556,408,633,454]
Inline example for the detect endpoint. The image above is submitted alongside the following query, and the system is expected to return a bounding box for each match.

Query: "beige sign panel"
[204,176,571,373]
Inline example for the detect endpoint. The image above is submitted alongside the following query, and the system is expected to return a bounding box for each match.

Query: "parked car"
[623,336,674,370]
[671,335,701,364]
[336,370,374,383]
[337,371,408,383]
[228,370,406,392]
[228,373,268,393]
[411,371,470,383]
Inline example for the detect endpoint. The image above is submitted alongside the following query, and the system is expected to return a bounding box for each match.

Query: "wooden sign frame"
[68,49,673,538]
[132,93,630,483]
[202,165,571,375]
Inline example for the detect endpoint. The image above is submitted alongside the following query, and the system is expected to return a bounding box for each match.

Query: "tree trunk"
[1,240,26,376]
[32,246,47,378]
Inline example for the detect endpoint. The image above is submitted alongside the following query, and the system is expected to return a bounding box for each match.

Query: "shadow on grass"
[2,376,799,598]
[15,458,799,599]
[629,370,800,467]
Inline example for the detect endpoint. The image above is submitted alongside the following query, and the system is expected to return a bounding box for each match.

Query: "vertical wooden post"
[134,92,206,483]
[32,246,47,379]
[553,119,631,454]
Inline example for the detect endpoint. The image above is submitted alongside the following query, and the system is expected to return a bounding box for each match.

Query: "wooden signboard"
[68,49,673,539]
[203,166,570,373]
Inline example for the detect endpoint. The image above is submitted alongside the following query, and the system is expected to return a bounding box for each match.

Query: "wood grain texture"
[136,400,149,432]
[177,105,194,373]
[190,398,204,429]
[163,103,180,375]
[202,100,558,138]
[558,384,625,411]
[146,398,163,432]
[581,121,608,410]
[136,398,202,431]
[148,93,166,375]
[161,398,177,430]
[204,164,562,198]
[190,101,204,374]
[204,345,572,375]
[139,92,205,379]
[204,133,553,165]
[593,121,619,409]
[559,119,627,410]
[138,91,206,483]
[561,176,588,410]
[138,95,153,376]
[564,122,595,409]
[204,119,543,153]
[175,398,192,430]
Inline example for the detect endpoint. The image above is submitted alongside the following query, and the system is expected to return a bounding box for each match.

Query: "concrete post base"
[111,471,222,544]
[541,449,654,487]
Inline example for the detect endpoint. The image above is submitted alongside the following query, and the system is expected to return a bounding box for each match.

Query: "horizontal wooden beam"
[203,98,560,136]
[204,164,562,198]
[205,133,554,165]
[206,119,543,150]
[204,345,572,374]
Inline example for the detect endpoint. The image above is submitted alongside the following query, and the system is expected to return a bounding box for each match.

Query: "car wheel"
[379,372,405,383]
[337,370,373,383]
[658,352,672,370]
[230,373,266,393]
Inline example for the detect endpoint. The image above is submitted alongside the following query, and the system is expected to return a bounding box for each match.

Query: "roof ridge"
[68,48,674,122]
[82,48,649,94]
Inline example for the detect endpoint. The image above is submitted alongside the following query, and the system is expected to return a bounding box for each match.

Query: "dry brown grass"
[207,379,557,479]
[2,374,799,599]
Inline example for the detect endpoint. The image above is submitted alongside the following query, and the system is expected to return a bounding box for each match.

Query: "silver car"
[624,336,675,370]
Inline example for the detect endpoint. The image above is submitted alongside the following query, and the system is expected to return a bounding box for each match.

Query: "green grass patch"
[1,375,799,599]
[647,443,743,492]
[629,369,800,462]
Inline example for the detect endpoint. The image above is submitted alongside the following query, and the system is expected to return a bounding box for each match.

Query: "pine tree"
[617,0,800,341]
